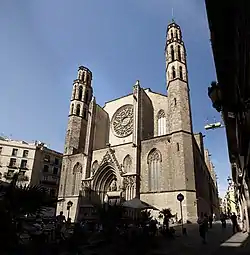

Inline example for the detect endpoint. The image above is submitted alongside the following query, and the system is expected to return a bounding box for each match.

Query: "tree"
[0,173,62,251]
[159,208,174,230]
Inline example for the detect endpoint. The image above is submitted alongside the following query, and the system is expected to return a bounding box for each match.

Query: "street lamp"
[67,201,73,221]
[208,81,222,112]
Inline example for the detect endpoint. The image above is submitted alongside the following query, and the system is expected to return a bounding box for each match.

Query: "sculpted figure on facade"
[109,179,118,191]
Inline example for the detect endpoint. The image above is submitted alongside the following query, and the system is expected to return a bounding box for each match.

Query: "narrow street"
[152,221,250,255]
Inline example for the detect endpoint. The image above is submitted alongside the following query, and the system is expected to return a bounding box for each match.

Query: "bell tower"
[64,66,93,155]
[165,21,197,222]
[165,21,193,133]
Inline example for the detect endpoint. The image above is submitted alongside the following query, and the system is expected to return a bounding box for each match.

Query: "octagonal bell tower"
[64,66,93,155]
[165,21,193,133]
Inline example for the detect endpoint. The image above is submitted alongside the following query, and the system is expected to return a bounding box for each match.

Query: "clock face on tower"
[111,104,134,138]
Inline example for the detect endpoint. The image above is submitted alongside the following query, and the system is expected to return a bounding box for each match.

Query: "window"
[172,66,176,79]
[78,86,83,100]
[0,147,2,154]
[174,98,177,106]
[123,155,132,173]
[44,154,50,162]
[83,108,87,120]
[43,165,49,172]
[177,143,180,151]
[20,159,27,169]
[12,149,18,156]
[91,161,99,175]
[0,173,2,179]
[71,103,74,115]
[179,66,183,80]
[170,45,174,61]
[43,176,48,181]
[53,167,58,175]
[6,170,14,178]
[50,189,56,197]
[54,158,59,165]
[72,162,82,195]
[76,104,81,116]
[147,149,162,192]
[177,45,181,61]
[72,85,76,99]
[175,30,178,39]
[23,150,28,158]
[157,110,166,136]
[84,90,89,102]
[9,158,17,167]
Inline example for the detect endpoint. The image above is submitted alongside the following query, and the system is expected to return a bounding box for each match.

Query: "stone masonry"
[57,21,219,223]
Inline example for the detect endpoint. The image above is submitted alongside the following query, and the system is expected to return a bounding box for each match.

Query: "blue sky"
[0,0,230,196]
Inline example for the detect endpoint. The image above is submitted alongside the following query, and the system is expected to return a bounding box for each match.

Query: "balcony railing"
[8,165,18,169]
[4,172,14,180]
[18,175,29,182]
[3,172,29,182]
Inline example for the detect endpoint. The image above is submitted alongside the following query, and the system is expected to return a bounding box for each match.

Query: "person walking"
[231,212,238,234]
[220,213,226,229]
[197,212,208,244]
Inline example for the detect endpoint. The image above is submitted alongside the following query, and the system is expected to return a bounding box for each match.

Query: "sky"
[0,0,230,197]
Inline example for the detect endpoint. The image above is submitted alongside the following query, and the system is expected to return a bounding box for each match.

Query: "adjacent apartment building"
[0,136,62,197]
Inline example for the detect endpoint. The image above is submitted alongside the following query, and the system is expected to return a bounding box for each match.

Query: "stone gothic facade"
[57,21,219,223]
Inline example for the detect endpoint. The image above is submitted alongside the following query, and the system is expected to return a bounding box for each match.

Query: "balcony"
[20,165,29,170]
[18,174,29,182]
[4,172,14,180]
[8,165,17,169]
[3,172,29,182]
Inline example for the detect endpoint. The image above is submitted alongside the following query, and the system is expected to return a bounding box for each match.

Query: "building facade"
[0,137,62,197]
[57,21,219,222]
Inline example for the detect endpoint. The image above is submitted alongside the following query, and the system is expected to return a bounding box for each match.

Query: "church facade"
[57,21,219,223]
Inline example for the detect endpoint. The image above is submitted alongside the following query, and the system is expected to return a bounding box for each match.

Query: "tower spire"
[171,7,175,23]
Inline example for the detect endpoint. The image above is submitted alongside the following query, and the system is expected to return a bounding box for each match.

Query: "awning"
[122,198,159,210]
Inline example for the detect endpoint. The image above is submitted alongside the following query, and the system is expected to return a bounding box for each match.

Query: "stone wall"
[103,94,134,146]
[145,89,169,136]
[93,104,109,150]
[140,89,154,140]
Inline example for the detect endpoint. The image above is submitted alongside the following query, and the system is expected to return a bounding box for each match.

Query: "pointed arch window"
[76,104,81,116]
[91,160,99,175]
[172,66,176,79]
[175,30,178,39]
[171,30,173,39]
[72,162,82,195]
[123,155,132,173]
[179,66,183,80]
[177,45,181,61]
[170,45,174,61]
[83,108,87,120]
[84,89,89,103]
[147,149,162,192]
[72,85,76,99]
[157,110,166,136]
[71,103,74,115]
[78,86,83,100]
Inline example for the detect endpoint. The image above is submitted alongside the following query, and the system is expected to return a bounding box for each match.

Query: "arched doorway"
[93,165,121,204]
